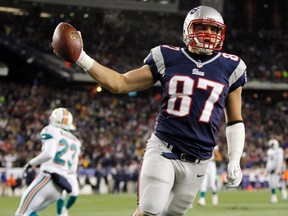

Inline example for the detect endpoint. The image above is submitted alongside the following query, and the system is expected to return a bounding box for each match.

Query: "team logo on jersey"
[197,60,203,68]
[192,68,205,76]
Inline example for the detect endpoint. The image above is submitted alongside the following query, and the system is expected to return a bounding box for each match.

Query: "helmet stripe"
[61,109,69,125]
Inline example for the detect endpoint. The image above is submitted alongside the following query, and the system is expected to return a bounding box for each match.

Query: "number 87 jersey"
[144,45,247,159]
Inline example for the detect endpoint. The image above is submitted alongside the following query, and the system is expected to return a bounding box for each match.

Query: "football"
[52,22,82,63]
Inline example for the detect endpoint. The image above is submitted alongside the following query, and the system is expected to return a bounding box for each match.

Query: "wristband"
[226,122,245,163]
[76,50,94,71]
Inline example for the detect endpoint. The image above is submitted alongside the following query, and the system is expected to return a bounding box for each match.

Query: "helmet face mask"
[49,108,75,130]
[183,6,226,54]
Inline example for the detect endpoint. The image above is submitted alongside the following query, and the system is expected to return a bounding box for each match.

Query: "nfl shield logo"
[197,60,203,68]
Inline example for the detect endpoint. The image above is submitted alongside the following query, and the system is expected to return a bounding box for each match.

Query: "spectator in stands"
[4,150,17,168]
[25,165,38,186]
[93,163,106,193]
[112,163,128,193]
[1,171,7,196]
[6,174,16,196]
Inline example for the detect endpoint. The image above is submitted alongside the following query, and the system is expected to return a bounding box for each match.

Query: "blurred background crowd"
[0,0,288,195]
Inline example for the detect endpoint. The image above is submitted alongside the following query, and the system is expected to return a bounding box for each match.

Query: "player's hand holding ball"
[226,160,243,188]
[52,22,82,63]
[52,22,94,71]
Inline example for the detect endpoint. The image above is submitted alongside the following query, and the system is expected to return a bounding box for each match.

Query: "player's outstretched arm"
[224,87,245,188]
[29,139,57,166]
[52,23,154,94]
[84,57,154,94]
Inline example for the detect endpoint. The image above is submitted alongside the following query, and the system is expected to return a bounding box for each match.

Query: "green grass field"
[2,189,288,216]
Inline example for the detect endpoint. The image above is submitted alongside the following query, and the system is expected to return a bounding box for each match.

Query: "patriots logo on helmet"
[189,7,200,15]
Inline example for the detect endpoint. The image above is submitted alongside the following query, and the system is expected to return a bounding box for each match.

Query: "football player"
[197,145,222,206]
[15,108,82,216]
[54,5,246,216]
[265,139,287,203]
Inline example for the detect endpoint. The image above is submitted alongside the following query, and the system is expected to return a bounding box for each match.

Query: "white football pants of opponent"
[135,133,208,216]
[198,160,218,206]
[15,172,62,216]
[57,173,79,215]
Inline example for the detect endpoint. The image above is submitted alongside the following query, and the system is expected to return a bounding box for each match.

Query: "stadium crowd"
[0,9,287,82]
[0,81,287,192]
[0,6,288,193]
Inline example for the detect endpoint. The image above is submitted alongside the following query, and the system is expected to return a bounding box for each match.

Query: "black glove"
[23,163,32,172]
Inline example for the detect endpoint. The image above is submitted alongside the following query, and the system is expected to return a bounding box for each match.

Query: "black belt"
[162,143,202,163]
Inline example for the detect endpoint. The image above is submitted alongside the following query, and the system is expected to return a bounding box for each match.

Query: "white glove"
[226,161,243,188]
[226,122,245,188]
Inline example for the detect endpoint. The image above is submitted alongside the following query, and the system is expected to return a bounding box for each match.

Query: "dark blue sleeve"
[143,45,182,84]
[227,58,247,93]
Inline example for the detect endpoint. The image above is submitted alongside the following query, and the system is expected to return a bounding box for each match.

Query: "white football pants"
[138,133,208,216]
[15,172,62,216]
[200,160,217,193]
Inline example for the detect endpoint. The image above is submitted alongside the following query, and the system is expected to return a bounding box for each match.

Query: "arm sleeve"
[265,152,272,172]
[29,139,57,166]
[226,122,245,163]
[276,149,284,173]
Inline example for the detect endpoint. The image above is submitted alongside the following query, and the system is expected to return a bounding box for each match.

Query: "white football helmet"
[268,139,279,149]
[49,107,76,130]
[183,6,226,54]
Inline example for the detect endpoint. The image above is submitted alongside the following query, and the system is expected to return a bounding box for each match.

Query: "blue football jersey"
[144,45,247,159]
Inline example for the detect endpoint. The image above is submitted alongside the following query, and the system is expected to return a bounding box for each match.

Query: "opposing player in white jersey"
[54,5,246,216]
[15,108,82,216]
[197,145,222,206]
[266,139,287,203]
